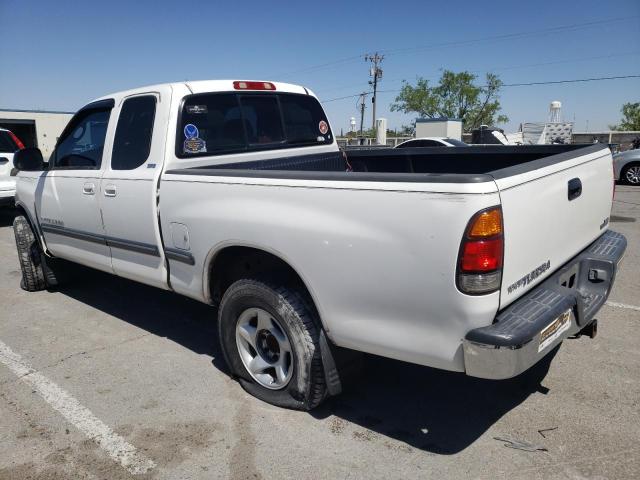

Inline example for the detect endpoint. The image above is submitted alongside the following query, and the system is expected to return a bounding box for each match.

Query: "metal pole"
[359,93,366,137]
[365,53,384,130]
[372,72,377,130]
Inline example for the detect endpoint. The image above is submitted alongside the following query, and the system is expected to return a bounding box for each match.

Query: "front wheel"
[218,279,327,410]
[13,215,59,291]
[621,163,640,185]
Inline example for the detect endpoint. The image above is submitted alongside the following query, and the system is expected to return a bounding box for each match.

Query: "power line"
[501,74,640,87]
[274,15,637,79]
[477,51,640,74]
[320,74,640,103]
[381,16,638,57]
[322,93,365,103]
[315,50,640,96]
[271,54,364,79]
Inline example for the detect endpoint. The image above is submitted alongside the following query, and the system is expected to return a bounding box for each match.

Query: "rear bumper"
[463,230,627,380]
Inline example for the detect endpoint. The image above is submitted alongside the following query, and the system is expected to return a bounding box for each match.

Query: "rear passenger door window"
[111,96,156,170]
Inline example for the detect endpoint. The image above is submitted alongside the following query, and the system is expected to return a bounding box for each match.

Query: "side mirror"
[13,148,45,171]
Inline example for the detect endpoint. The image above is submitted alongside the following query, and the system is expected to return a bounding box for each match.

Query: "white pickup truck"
[12,80,626,410]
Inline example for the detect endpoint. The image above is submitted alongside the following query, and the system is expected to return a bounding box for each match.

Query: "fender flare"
[202,240,332,337]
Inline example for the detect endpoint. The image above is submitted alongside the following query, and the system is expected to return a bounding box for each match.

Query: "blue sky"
[1,0,638,134]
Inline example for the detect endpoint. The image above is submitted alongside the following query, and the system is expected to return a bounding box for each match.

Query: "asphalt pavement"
[0,186,638,480]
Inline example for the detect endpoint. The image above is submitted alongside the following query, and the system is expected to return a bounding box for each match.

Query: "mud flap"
[319,330,342,396]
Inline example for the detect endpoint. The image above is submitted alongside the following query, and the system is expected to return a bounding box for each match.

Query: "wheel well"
[14,204,45,252]
[209,246,317,313]
[623,161,640,170]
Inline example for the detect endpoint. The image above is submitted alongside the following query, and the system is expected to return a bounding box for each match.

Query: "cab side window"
[111,96,157,170]
[53,109,111,169]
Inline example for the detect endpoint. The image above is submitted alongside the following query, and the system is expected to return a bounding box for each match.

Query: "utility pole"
[365,52,384,130]
[358,92,367,140]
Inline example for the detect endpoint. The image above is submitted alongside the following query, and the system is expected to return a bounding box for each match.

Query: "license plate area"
[538,309,572,353]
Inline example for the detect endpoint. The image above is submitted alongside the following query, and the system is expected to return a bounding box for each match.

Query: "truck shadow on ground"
[314,352,554,454]
[53,265,555,456]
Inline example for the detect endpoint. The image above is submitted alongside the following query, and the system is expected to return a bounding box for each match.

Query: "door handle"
[568,178,582,201]
[104,185,117,197]
[82,182,95,195]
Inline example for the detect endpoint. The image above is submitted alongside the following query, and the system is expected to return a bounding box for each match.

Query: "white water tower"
[350,117,356,133]
[549,101,562,123]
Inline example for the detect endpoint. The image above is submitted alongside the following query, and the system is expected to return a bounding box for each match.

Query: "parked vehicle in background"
[0,128,24,206]
[11,80,626,410]
[394,137,468,148]
[613,148,640,185]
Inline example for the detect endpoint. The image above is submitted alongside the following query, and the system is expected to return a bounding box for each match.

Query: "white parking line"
[605,301,640,312]
[0,339,156,475]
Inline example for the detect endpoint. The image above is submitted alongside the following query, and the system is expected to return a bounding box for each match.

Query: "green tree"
[609,102,640,131]
[390,70,508,132]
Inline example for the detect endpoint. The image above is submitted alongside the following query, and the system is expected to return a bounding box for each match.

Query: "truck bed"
[168,144,606,184]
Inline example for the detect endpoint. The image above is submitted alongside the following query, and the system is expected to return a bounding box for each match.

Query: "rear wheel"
[218,279,327,410]
[621,163,640,185]
[13,215,59,291]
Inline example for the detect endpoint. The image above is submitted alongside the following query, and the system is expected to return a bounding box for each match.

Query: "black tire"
[620,162,640,185]
[13,215,59,291]
[218,279,327,410]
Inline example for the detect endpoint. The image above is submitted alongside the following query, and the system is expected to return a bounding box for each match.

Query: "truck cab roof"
[91,80,317,105]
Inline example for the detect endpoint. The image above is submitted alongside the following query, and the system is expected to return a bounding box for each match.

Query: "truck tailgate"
[495,145,614,308]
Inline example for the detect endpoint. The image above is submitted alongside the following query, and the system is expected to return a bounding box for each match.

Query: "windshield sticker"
[186,105,208,114]
[183,123,207,153]
[319,120,328,135]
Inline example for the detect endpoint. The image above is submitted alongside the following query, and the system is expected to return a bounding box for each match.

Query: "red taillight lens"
[8,131,25,150]
[457,206,504,294]
[233,81,276,91]
[461,238,503,272]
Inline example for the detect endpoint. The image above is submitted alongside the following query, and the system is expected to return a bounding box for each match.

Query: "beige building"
[0,109,74,160]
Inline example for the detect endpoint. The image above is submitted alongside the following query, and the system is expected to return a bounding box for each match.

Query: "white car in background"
[0,128,25,206]
[395,137,469,148]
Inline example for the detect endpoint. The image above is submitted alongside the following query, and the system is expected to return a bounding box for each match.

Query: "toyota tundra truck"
[11,80,626,410]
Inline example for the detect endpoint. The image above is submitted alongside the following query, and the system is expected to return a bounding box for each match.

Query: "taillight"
[457,206,504,295]
[233,81,276,91]
[8,131,25,150]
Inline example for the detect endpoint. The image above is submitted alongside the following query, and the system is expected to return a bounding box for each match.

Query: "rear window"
[177,92,332,157]
[0,131,19,153]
